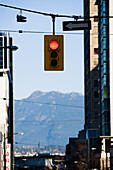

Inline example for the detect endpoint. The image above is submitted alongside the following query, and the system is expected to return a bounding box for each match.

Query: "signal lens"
[49,40,59,50]
[51,51,57,58]
[51,59,58,67]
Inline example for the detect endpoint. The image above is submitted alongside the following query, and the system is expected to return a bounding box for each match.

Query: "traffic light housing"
[44,35,64,71]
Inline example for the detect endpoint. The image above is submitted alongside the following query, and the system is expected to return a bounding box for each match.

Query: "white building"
[0,32,14,169]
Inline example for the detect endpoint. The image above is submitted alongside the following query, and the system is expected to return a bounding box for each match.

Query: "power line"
[15,119,100,125]
[14,118,100,125]
[15,120,85,124]
[15,142,38,145]
[1,97,84,109]
[0,3,113,20]
[1,29,113,36]
[15,122,98,126]
[16,123,84,125]
[15,142,56,145]
[16,120,84,122]
[0,30,84,35]
[0,3,80,19]
[16,99,84,108]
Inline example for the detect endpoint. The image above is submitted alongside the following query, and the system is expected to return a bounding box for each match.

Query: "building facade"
[84,0,113,169]
[0,32,14,169]
[98,0,110,137]
[109,0,113,137]
[84,0,99,134]
[84,3,100,167]
[67,0,113,169]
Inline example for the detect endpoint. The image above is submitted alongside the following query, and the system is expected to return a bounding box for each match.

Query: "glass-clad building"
[98,0,110,136]
[84,0,113,138]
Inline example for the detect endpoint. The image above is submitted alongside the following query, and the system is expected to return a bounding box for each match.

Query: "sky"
[0,0,84,99]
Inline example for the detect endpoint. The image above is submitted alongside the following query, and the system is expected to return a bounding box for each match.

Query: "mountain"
[15,91,84,146]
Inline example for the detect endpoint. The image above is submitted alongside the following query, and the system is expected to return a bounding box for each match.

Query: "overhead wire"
[0,29,113,36]
[15,120,85,125]
[1,97,84,109]
[15,120,99,126]
[0,3,81,19]
[0,29,84,35]
[15,141,61,145]
[0,4,113,36]
[0,3,113,19]
[1,97,98,125]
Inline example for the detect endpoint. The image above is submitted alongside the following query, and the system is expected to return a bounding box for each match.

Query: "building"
[84,0,113,168]
[84,0,100,168]
[84,0,113,169]
[66,0,100,169]
[15,154,66,170]
[0,32,14,169]
[66,0,113,169]
[98,0,110,137]
[84,0,99,136]
[66,137,88,170]
[97,0,113,169]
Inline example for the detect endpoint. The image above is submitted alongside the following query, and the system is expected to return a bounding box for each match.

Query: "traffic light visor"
[49,40,59,50]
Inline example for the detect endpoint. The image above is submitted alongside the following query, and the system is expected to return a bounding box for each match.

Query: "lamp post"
[5,132,24,140]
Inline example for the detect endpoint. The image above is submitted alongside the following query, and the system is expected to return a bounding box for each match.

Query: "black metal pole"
[105,140,107,170]
[4,133,6,170]
[52,15,55,35]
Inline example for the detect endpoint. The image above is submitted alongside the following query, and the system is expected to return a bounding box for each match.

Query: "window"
[104,99,109,110]
[94,102,98,108]
[94,80,98,87]
[104,75,108,86]
[94,91,98,98]
[101,50,108,62]
[102,37,108,49]
[94,48,98,55]
[94,59,98,66]
[104,87,108,98]
[102,111,110,123]
[103,63,108,74]
[94,16,98,22]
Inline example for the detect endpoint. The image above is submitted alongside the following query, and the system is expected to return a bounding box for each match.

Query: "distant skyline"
[0,0,84,99]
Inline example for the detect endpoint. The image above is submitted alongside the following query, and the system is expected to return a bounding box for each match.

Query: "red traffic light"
[44,35,64,71]
[49,40,59,50]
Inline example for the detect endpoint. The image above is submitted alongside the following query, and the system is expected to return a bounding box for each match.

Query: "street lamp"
[15,132,24,135]
[0,45,18,51]
[5,132,24,139]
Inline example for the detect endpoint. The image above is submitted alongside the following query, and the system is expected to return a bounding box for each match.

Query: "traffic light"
[17,15,27,22]
[44,35,64,71]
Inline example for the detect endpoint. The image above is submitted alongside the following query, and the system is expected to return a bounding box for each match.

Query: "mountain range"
[15,90,84,146]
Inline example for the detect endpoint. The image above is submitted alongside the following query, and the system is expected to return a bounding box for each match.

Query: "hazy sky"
[0,0,84,99]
